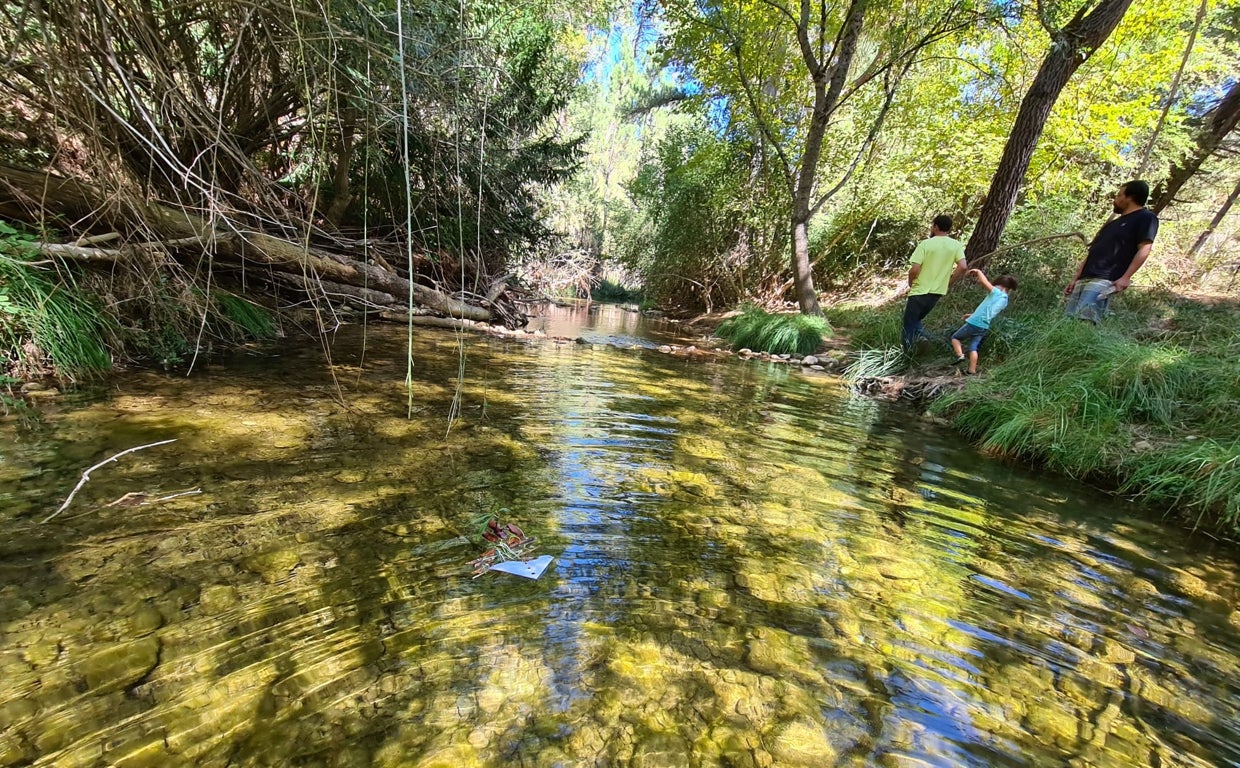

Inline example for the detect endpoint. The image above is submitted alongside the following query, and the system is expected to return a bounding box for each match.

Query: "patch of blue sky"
[580,6,662,88]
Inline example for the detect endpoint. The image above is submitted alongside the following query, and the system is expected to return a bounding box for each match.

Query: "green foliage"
[716,306,832,356]
[339,0,588,270]
[619,124,785,312]
[814,216,924,288]
[590,280,643,304]
[0,230,114,379]
[213,292,276,340]
[931,311,1240,526]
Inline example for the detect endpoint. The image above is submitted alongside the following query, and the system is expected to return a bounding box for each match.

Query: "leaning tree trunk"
[789,213,821,315]
[1188,176,1240,257]
[785,0,865,316]
[965,0,1137,266]
[1134,0,1207,179]
[1152,79,1240,213]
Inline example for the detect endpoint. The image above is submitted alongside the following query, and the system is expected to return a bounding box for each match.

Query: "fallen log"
[0,164,499,324]
[269,272,398,308]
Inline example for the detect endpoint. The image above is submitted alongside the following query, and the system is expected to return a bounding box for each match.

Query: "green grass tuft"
[843,346,906,383]
[1121,439,1240,528]
[0,251,114,379]
[716,305,831,355]
[930,314,1240,528]
[213,292,276,340]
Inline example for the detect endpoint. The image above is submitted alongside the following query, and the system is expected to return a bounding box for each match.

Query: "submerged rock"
[21,637,60,669]
[770,720,837,766]
[876,559,925,581]
[631,732,691,768]
[79,637,160,695]
[198,584,240,615]
[242,548,302,583]
[0,731,34,766]
[127,604,164,637]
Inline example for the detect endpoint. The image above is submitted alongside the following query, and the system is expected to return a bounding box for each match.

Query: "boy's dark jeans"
[902,293,942,352]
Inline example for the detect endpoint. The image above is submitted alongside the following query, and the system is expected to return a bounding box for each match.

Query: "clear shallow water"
[1,319,1239,768]
[522,301,697,348]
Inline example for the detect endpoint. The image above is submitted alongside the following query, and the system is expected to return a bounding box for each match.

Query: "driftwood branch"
[884,231,1089,300]
[270,272,399,307]
[73,231,122,247]
[970,231,1087,267]
[44,439,177,523]
[379,310,490,331]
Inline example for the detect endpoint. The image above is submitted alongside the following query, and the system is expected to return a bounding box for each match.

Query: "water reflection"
[522,301,696,348]
[0,324,1238,767]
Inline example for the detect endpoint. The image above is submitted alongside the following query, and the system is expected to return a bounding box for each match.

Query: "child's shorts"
[951,322,989,353]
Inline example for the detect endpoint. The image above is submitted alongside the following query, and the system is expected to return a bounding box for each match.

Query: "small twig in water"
[44,439,177,523]
[147,488,202,504]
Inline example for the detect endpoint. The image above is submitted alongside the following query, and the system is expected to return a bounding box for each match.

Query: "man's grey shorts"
[1065,279,1116,324]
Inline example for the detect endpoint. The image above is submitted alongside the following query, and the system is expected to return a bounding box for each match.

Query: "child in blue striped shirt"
[951,269,1018,375]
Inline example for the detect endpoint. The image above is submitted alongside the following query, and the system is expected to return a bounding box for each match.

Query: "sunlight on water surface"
[1,315,1238,767]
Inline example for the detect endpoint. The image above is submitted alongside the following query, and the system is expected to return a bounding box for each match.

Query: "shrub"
[715,305,831,355]
[0,245,114,380]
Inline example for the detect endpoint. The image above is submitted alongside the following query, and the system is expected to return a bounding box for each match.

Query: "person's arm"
[1064,259,1086,296]
[948,259,967,286]
[1113,241,1153,292]
[907,240,929,287]
[968,268,995,291]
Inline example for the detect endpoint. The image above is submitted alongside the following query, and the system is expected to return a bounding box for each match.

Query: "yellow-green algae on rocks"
[0,322,1239,767]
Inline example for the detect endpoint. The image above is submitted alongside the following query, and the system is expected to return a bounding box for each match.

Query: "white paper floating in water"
[488,555,554,580]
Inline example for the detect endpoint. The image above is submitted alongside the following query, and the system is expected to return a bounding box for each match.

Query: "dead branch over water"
[0,0,561,342]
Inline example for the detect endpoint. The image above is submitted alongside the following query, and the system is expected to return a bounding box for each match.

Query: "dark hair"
[995,275,1019,290]
[932,214,953,233]
[1123,180,1150,206]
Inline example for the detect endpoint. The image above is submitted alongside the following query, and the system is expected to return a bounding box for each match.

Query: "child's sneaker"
[953,355,966,368]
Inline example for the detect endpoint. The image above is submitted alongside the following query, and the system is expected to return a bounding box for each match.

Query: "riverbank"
[819,281,1240,538]
[6,287,1235,540]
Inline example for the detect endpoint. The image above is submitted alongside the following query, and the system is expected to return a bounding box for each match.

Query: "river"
[1,303,1238,767]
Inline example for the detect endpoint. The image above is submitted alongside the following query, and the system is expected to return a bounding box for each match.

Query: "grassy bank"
[1,241,277,383]
[826,263,1240,534]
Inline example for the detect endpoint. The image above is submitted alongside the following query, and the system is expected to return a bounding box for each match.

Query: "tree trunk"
[324,104,358,226]
[1152,79,1240,213]
[784,0,866,316]
[790,214,821,315]
[1188,177,1240,257]
[965,0,1137,265]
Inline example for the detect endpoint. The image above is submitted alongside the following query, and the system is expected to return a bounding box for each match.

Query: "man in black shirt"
[1064,180,1159,323]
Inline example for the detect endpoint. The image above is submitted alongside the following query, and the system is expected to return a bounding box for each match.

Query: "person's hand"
[962,313,970,320]
[1112,276,1131,293]
[1063,280,1076,297]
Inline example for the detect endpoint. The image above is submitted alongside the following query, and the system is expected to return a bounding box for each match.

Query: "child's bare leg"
[951,338,963,358]
[968,351,979,374]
